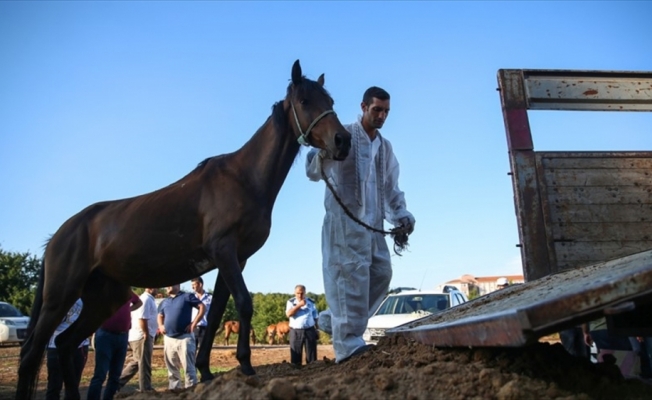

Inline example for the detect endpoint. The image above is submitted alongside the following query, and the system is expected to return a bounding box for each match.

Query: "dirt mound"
[118,336,652,400]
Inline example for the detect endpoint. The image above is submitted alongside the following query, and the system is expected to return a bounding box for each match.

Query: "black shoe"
[337,344,375,364]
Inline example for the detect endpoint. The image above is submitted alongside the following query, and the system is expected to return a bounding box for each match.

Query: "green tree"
[0,247,42,315]
[251,292,288,337]
[468,287,481,300]
[220,296,238,323]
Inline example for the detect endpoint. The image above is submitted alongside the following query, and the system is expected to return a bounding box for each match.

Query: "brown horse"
[16,60,350,400]
[266,323,277,345]
[274,320,290,344]
[220,320,256,346]
[266,321,290,345]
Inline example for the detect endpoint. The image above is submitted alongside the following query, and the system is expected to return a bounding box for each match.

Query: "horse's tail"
[25,257,45,339]
[17,254,46,399]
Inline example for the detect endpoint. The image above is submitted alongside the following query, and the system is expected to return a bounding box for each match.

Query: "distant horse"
[266,321,290,345]
[274,320,290,344]
[16,60,351,400]
[220,320,256,346]
[266,323,277,345]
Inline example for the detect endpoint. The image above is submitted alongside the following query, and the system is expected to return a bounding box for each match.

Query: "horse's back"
[276,320,289,334]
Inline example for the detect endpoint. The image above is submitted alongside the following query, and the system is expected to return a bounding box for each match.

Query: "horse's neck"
[235,115,299,204]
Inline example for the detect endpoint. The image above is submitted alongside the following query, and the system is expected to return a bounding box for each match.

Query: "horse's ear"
[317,73,325,87]
[291,59,302,85]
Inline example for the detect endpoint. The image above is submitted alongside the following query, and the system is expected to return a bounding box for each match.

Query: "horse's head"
[286,60,351,161]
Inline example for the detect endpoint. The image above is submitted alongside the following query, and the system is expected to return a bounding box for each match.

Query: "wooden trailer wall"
[386,70,652,345]
[498,70,652,281]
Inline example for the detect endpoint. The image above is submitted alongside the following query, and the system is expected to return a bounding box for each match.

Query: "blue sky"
[1,2,650,295]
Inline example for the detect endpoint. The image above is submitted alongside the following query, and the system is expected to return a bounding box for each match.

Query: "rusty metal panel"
[388,249,652,347]
[522,70,652,111]
[498,69,552,281]
[510,151,553,280]
[497,70,533,151]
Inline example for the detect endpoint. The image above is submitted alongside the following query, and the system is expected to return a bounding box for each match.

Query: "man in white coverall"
[305,86,415,363]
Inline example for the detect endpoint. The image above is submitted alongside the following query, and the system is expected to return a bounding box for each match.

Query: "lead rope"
[319,158,410,256]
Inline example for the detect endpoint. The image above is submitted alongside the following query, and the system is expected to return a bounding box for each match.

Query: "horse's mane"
[172,76,330,183]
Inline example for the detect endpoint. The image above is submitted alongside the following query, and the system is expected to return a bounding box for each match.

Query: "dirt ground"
[3,337,652,400]
[0,344,327,400]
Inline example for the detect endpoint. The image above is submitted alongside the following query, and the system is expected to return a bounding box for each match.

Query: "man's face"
[167,285,180,295]
[191,281,202,293]
[362,97,390,130]
[295,287,305,300]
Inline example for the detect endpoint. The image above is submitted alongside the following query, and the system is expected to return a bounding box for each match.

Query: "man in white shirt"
[118,288,158,392]
[46,299,90,400]
[191,277,212,353]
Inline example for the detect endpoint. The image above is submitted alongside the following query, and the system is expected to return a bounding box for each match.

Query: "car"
[363,287,468,345]
[0,301,30,345]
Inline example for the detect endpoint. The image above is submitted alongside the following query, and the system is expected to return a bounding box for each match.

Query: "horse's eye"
[299,99,308,105]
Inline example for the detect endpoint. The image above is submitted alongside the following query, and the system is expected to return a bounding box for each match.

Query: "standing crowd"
[46,277,211,399]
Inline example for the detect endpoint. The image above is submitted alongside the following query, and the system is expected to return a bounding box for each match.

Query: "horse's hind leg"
[58,273,131,400]
[16,298,78,400]
[16,259,82,400]
[196,273,231,381]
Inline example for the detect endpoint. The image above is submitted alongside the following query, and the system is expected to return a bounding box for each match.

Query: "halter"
[290,101,335,146]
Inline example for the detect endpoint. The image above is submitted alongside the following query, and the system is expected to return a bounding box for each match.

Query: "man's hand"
[157,314,166,336]
[297,299,306,308]
[398,216,415,234]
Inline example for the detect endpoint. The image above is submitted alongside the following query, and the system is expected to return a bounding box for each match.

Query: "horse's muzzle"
[333,132,351,160]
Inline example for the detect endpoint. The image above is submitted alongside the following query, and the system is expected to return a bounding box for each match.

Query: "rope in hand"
[320,160,410,256]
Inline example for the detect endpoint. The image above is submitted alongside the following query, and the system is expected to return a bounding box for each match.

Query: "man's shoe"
[337,344,375,364]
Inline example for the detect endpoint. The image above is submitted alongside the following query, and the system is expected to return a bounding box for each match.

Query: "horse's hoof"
[240,365,256,376]
[199,370,215,382]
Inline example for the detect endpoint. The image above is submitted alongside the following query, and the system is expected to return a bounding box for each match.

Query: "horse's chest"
[243,223,270,244]
[239,220,271,253]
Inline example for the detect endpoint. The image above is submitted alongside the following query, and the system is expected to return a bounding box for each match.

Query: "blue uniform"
[158,292,202,339]
[286,297,318,329]
[286,296,319,365]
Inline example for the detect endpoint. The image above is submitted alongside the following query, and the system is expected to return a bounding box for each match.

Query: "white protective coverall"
[305,117,415,362]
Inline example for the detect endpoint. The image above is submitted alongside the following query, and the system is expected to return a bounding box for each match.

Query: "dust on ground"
[3,337,652,400]
[121,336,652,400]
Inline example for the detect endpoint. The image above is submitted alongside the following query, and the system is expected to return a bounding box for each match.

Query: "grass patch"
[80,367,232,387]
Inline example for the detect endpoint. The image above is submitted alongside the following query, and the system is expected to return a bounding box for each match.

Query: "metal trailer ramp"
[385,69,652,348]
[497,69,652,282]
[387,247,652,347]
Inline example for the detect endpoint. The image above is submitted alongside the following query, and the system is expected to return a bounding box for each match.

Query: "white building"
[437,274,524,298]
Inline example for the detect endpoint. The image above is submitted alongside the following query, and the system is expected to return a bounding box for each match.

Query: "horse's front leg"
[196,273,230,382]
[233,289,254,376]
[206,246,255,376]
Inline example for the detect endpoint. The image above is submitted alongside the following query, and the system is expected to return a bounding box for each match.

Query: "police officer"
[286,284,319,366]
